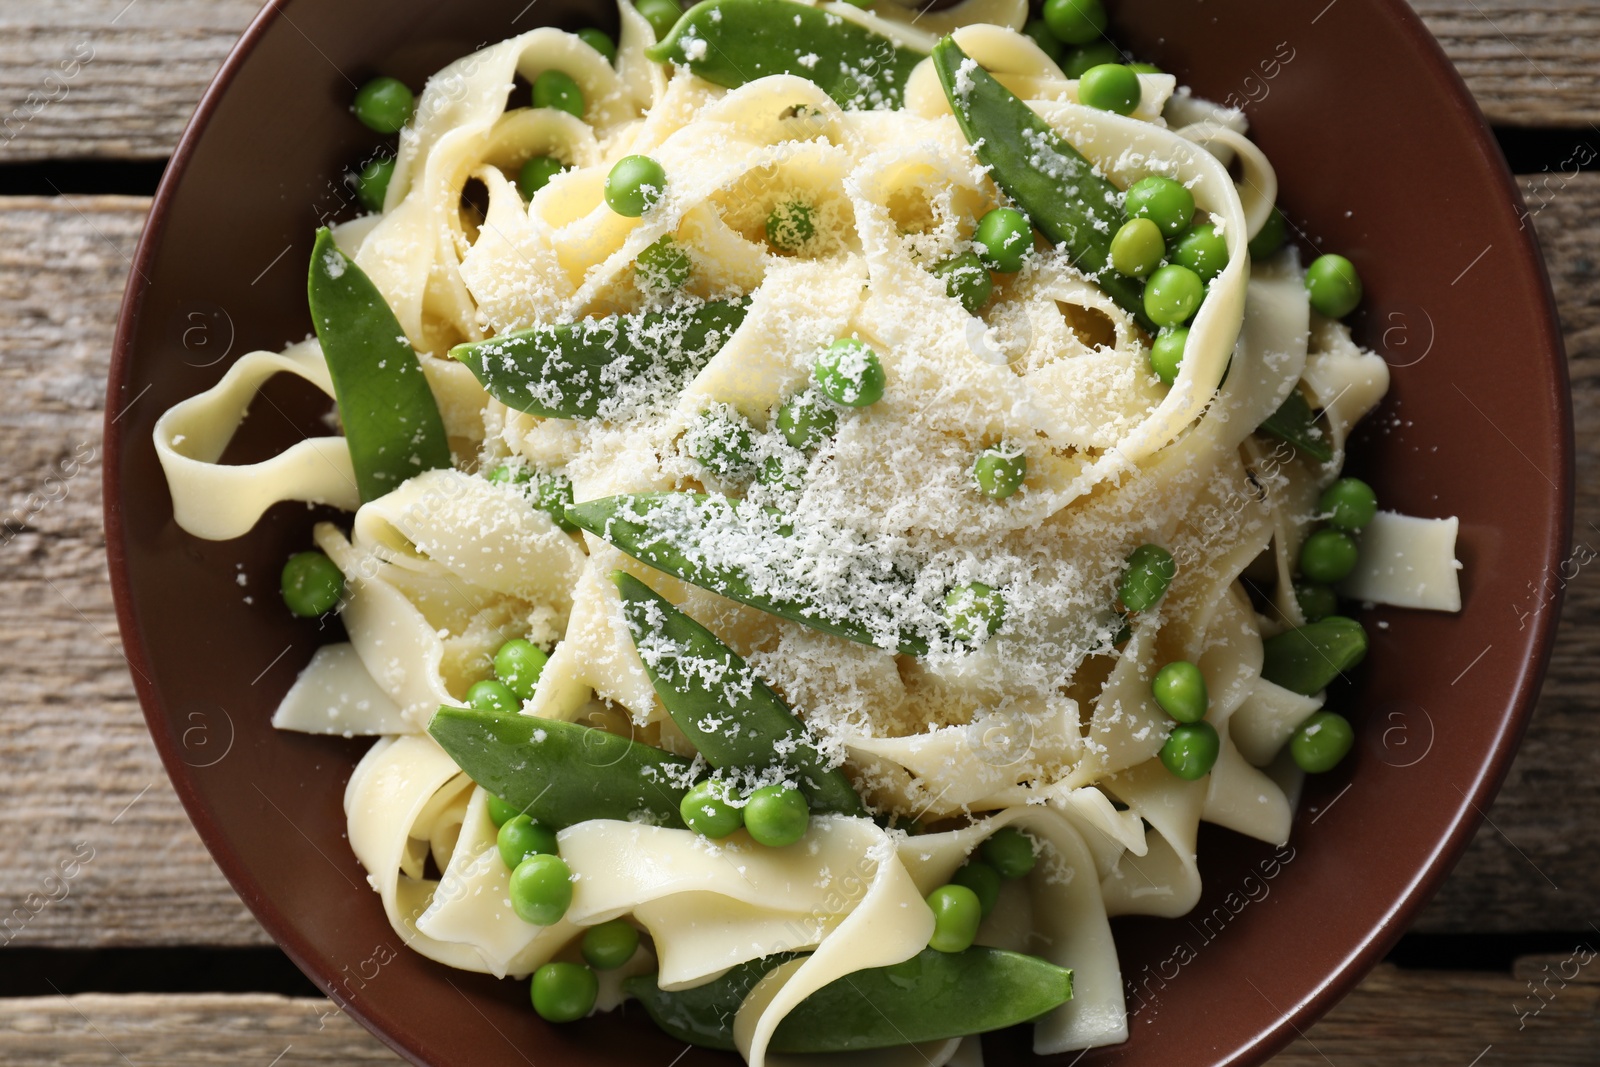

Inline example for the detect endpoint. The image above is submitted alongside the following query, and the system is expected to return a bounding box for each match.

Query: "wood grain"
[0,1,1597,165]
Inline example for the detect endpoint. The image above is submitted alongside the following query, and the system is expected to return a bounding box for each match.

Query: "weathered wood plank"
[0,1,1596,165]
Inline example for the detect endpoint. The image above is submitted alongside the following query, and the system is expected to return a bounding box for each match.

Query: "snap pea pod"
[426,706,691,829]
[931,40,1156,333]
[449,300,747,420]
[613,572,866,816]
[1260,615,1368,695]
[565,493,930,656]
[625,946,1074,1052]
[647,0,926,111]
[307,227,451,501]
[1257,388,1334,463]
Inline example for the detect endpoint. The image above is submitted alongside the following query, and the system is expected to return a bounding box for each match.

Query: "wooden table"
[2,2,1596,1063]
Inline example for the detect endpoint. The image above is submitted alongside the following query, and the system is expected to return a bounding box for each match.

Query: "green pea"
[744,784,809,847]
[973,446,1026,498]
[485,794,520,827]
[1118,543,1176,612]
[687,406,756,478]
[352,76,414,134]
[1160,721,1220,780]
[605,154,667,217]
[758,452,805,493]
[1060,42,1121,79]
[354,156,395,213]
[1078,63,1141,115]
[926,884,982,953]
[1170,222,1228,282]
[813,338,885,407]
[766,200,815,251]
[1110,217,1165,278]
[776,390,838,450]
[637,234,692,291]
[1023,19,1065,63]
[1149,327,1187,385]
[635,0,683,40]
[280,550,343,617]
[498,813,560,869]
[1305,254,1363,318]
[981,827,1036,879]
[532,70,584,118]
[679,779,744,839]
[510,853,573,925]
[468,678,519,713]
[1143,264,1204,328]
[1248,206,1289,260]
[950,861,1001,919]
[577,27,617,63]
[933,250,993,314]
[1294,580,1339,623]
[531,960,597,1022]
[1042,0,1108,45]
[486,463,529,486]
[974,207,1033,273]
[1290,711,1355,774]
[1299,528,1359,584]
[1152,660,1208,723]
[1124,176,1195,237]
[518,155,565,199]
[1319,477,1378,531]
[581,919,641,970]
[1129,61,1162,74]
[494,638,548,701]
[944,582,1005,643]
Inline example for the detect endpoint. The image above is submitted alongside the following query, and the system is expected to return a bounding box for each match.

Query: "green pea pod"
[566,492,931,656]
[1257,389,1334,463]
[931,40,1155,333]
[613,571,866,816]
[307,227,452,501]
[625,946,1074,1052]
[647,0,925,111]
[1260,615,1368,695]
[449,300,748,420]
[427,706,691,828]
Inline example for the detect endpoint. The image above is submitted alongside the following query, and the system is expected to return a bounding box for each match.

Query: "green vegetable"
[777,389,839,450]
[744,784,811,847]
[510,853,573,925]
[1306,253,1363,318]
[758,451,805,493]
[451,299,747,419]
[280,550,343,617]
[1110,217,1165,278]
[950,861,1001,918]
[1129,61,1162,74]
[1170,222,1228,282]
[1152,660,1207,723]
[926,884,982,953]
[625,946,1074,1052]
[679,779,744,839]
[352,76,414,133]
[532,961,598,1022]
[1124,176,1194,236]
[766,200,815,251]
[568,493,931,655]
[1320,477,1378,531]
[488,464,578,531]
[468,678,518,713]
[636,0,684,39]
[1249,206,1288,259]
[428,705,693,828]
[933,251,993,314]
[1299,528,1359,584]
[518,155,565,199]
[308,228,452,501]
[614,571,866,815]
[497,814,559,868]
[1118,543,1176,613]
[1143,263,1204,327]
[354,156,394,213]
[494,638,548,701]
[813,338,885,407]
[577,27,617,62]
[1060,42,1121,79]
[485,794,519,827]
[1256,389,1333,463]
[685,405,757,479]
[932,40,1153,330]
[981,827,1036,879]
[1023,18,1064,63]
[1294,580,1338,623]
[605,154,668,216]
[973,207,1033,273]
[1260,616,1368,695]
[1160,721,1220,780]
[637,234,693,291]
[647,0,926,110]
[944,582,1005,643]
[1290,711,1355,773]
[533,70,584,117]
[1078,63,1140,114]
[1042,0,1107,45]
[973,446,1026,498]
[582,920,641,969]
[1149,327,1187,384]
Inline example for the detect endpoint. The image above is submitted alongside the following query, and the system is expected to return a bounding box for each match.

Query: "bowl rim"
[102,2,1575,1064]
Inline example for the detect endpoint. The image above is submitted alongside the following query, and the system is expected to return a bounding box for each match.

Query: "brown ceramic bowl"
[105,1,1572,1064]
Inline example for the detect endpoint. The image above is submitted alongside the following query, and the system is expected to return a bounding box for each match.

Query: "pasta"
[151,0,1465,1060]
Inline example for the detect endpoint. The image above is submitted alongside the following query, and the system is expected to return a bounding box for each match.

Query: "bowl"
[104,1,1573,1064]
